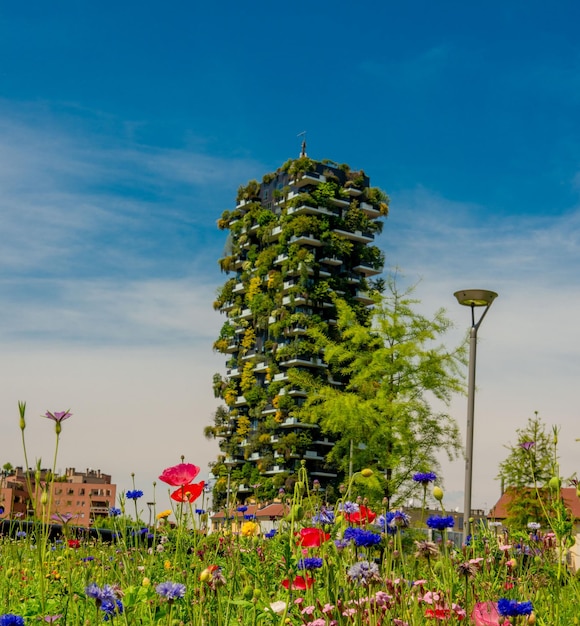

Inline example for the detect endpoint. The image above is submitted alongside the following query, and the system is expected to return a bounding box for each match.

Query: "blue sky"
[1,2,580,515]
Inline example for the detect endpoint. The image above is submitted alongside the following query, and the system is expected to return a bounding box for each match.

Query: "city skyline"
[1,2,580,515]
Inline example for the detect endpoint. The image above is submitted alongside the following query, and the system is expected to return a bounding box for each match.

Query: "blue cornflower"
[195,508,205,514]
[265,529,277,539]
[243,514,255,520]
[312,508,335,525]
[0,615,25,626]
[16,531,26,539]
[344,527,382,547]
[376,512,397,535]
[391,510,410,528]
[497,598,533,617]
[126,490,143,500]
[85,583,118,604]
[101,599,124,621]
[413,472,437,485]
[156,581,186,601]
[109,507,121,517]
[338,501,359,514]
[426,515,455,531]
[237,505,248,513]
[347,560,380,585]
[82,556,95,562]
[297,557,324,570]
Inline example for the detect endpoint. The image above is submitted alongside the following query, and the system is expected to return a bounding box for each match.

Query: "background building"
[0,466,116,527]
[207,151,388,506]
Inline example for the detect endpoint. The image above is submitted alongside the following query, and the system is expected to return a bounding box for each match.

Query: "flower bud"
[361,468,373,478]
[40,490,48,506]
[433,486,444,501]
[548,476,561,491]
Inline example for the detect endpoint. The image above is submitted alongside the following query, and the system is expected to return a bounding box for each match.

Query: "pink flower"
[44,411,72,423]
[159,463,200,487]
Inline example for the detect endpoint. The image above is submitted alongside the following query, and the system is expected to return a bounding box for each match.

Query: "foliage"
[292,278,466,506]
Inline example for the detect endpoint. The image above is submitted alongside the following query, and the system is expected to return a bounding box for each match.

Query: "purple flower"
[44,410,72,423]
[297,557,323,570]
[391,510,410,528]
[519,441,535,451]
[156,581,186,601]
[413,472,437,486]
[497,598,533,617]
[426,515,455,531]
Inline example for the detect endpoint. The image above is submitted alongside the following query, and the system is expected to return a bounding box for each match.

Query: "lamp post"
[454,289,498,540]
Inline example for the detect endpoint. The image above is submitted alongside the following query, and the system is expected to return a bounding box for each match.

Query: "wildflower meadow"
[1,406,579,625]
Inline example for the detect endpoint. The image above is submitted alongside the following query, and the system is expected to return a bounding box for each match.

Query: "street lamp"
[454,289,498,540]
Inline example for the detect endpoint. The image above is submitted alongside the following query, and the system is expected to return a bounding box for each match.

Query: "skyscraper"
[208,151,388,505]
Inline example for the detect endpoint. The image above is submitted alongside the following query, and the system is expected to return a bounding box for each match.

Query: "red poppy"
[345,505,377,525]
[171,480,205,503]
[281,575,314,590]
[298,527,330,547]
[67,539,80,549]
[170,480,205,503]
[159,463,201,487]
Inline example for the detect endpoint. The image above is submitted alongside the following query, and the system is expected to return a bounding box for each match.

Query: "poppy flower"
[170,481,205,503]
[67,539,80,549]
[281,575,314,590]
[159,463,201,487]
[298,527,330,547]
[345,505,376,525]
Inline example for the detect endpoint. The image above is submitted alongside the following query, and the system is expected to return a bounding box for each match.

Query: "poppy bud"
[548,476,561,491]
[40,490,48,505]
[361,468,373,478]
[433,486,444,501]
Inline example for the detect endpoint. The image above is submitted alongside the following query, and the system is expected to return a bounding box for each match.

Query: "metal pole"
[463,322,478,539]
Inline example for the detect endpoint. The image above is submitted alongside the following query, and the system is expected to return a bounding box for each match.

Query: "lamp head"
[454,289,498,307]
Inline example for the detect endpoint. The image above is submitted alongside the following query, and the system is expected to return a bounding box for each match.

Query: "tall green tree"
[291,278,466,507]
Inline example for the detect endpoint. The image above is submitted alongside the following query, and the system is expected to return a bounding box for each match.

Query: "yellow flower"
[142,577,151,587]
[241,521,258,537]
[164,560,171,570]
[156,509,172,520]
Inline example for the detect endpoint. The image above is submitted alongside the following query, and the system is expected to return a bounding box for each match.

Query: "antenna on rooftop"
[297,131,307,157]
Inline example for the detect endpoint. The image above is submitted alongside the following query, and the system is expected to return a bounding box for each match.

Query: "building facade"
[208,153,388,505]
[0,467,116,527]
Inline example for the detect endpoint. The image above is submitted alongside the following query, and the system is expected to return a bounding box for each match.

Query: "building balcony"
[279,356,328,369]
[289,172,326,188]
[288,388,307,397]
[224,341,240,354]
[241,350,257,361]
[273,372,289,382]
[239,308,253,320]
[320,256,343,266]
[289,234,323,247]
[235,396,247,406]
[264,465,288,475]
[303,450,325,461]
[332,228,374,244]
[253,362,269,373]
[282,295,308,307]
[310,470,339,478]
[280,417,318,428]
[344,186,363,197]
[226,367,240,378]
[261,405,277,416]
[287,204,333,217]
[354,291,375,305]
[233,282,245,294]
[353,264,382,277]
[269,225,283,241]
[328,197,350,209]
[274,254,289,266]
[359,201,381,218]
[285,325,307,336]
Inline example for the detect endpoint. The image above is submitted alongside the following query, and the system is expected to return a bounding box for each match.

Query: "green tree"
[291,278,466,507]
[496,413,565,531]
